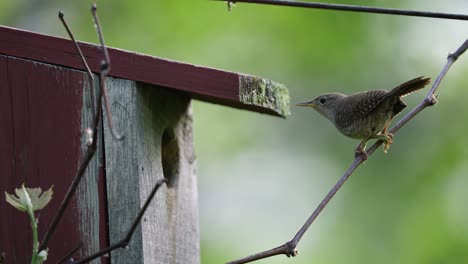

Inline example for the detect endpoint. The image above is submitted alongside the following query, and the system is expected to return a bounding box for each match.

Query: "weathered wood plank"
[75,75,105,264]
[0,25,290,117]
[103,78,199,264]
[0,55,103,263]
[102,78,143,262]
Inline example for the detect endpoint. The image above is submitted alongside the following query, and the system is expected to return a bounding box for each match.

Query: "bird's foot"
[378,133,393,153]
[354,146,368,161]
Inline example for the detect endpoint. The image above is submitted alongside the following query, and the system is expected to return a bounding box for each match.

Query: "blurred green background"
[2,0,467,263]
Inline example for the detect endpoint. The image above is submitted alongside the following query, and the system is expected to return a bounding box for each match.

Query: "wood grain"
[103,77,199,264]
[0,52,21,263]
[75,75,105,264]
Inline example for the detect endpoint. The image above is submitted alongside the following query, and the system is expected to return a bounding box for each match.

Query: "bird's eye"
[319,98,327,104]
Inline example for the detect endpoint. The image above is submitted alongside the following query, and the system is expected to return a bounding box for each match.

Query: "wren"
[297,76,431,159]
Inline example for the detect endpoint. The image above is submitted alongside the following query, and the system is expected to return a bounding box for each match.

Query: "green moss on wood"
[239,75,290,117]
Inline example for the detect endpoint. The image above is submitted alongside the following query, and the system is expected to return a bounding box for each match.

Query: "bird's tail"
[386,76,431,98]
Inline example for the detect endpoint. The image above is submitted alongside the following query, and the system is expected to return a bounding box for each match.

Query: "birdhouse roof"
[0,26,289,117]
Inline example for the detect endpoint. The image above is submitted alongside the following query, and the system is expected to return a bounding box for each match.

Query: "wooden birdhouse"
[0,25,289,263]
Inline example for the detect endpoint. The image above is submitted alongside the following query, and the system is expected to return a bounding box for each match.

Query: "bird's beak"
[296,101,316,108]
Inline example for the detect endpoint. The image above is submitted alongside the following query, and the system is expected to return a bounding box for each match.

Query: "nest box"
[0,26,289,263]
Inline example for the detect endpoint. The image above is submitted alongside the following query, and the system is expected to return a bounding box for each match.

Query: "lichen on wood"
[239,75,290,117]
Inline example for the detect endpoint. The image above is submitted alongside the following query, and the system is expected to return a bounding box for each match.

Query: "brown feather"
[385,76,431,98]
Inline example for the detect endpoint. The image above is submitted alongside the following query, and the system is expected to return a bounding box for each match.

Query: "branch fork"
[227,39,468,264]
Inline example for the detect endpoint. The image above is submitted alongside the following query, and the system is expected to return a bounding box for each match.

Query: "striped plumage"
[335,76,430,138]
[297,76,431,154]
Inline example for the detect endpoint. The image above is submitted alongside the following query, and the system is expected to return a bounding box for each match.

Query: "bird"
[297,76,431,159]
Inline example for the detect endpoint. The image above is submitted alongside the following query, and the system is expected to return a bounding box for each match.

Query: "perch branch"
[227,38,468,264]
[71,178,167,264]
[220,0,468,21]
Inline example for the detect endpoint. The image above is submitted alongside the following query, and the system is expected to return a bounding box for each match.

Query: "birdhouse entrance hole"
[161,127,179,187]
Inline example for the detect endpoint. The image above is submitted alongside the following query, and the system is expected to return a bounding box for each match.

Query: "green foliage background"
[1,0,467,263]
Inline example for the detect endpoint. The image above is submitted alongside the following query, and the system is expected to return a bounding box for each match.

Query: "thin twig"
[71,5,166,262]
[91,3,124,141]
[39,6,110,252]
[39,98,102,252]
[58,11,96,118]
[227,38,468,264]
[56,242,83,264]
[220,0,468,21]
[72,178,167,264]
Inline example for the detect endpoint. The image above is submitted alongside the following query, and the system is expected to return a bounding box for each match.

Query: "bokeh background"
[1,0,467,263]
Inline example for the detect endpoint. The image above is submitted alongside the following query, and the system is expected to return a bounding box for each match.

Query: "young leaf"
[5,191,27,212]
[5,185,53,212]
[27,186,54,211]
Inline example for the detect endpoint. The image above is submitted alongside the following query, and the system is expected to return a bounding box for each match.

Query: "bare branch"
[39,6,109,252]
[226,243,296,264]
[39,73,103,252]
[219,0,468,21]
[71,178,167,264]
[91,3,124,141]
[58,11,96,117]
[227,38,468,264]
[56,242,83,264]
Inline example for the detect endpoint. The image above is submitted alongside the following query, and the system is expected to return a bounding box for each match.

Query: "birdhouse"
[0,25,289,263]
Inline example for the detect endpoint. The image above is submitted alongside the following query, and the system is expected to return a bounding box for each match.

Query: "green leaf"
[5,191,27,212]
[27,186,54,211]
[4,184,53,213]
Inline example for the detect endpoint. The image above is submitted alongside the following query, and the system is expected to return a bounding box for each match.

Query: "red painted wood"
[0,26,275,114]
[0,55,105,262]
[0,53,28,263]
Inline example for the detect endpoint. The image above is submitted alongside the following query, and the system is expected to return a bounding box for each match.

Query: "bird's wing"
[336,90,387,127]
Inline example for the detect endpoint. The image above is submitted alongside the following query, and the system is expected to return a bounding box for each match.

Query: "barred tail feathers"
[387,76,431,98]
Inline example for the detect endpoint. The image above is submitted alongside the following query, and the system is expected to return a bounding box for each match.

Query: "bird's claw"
[382,133,393,153]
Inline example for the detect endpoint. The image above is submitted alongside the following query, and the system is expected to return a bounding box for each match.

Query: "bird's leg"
[354,137,370,160]
[378,117,394,153]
